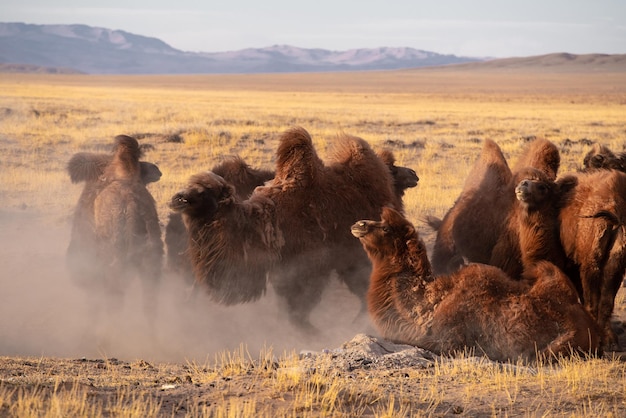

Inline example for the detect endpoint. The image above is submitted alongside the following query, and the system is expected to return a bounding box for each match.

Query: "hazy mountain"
[426,52,626,73]
[0,22,482,74]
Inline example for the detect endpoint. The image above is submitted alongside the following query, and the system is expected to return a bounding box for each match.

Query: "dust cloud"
[0,209,373,363]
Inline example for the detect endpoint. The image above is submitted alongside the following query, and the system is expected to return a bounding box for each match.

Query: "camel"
[66,135,163,325]
[352,207,601,362]
[489,167,567,279]
[170,127,407,332]
[428,138,561,275]
[377,149,419,213]
[557,169,626,348]
[165,156,274,282]
[582,143,626,172]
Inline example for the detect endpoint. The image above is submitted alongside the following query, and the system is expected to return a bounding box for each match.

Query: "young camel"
[351,207,601,362]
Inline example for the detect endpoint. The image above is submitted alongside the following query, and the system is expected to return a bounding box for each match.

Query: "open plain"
[1,64,626,416]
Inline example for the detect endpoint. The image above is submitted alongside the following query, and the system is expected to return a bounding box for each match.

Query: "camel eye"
[382,226,391,233]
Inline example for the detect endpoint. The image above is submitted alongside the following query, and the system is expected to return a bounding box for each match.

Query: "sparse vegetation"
[1,70,626,416]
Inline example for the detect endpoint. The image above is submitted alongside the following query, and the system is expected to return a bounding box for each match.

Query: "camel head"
[392,164,419,191]
[513,167,557,211]
[378,149,419,192]
[139,162,161,185]
[351,206,416,257]
[583,143,616,171]
[169,171,235,217]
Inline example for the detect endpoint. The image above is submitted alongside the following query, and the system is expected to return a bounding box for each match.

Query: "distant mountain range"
[0,22,483,74]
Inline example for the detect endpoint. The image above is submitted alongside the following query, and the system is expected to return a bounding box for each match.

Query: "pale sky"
[2,0,625,58]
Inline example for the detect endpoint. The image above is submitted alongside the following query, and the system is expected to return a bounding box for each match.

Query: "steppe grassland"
[2,71,625,228]
[1,70,626,416]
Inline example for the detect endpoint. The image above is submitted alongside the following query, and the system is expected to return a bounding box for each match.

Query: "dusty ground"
[1,207,626,417]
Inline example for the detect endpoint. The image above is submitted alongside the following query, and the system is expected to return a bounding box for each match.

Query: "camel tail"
[422,215,443,232]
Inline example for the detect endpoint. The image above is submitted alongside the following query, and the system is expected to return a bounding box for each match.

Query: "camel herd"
[66,129,626,362]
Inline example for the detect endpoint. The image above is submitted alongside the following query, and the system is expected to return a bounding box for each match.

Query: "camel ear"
[221,182,236,200]
[381,206,404,225]
[67,152,108,183]
[556,175,578,195]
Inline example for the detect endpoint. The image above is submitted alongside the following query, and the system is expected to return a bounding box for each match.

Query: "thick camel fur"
[169,171,283,304]
[512,137,561,180]
[66,135,164,330]
[376,149,419,213]
[166,148,418,320]
[429,139,512,274]
[170,127,403,332]
[557,169,626,348]
[428,138,561,275]
[352,207,601,362]
[489,167,567,279]
[582,143,626,172]
[165,156,274,282]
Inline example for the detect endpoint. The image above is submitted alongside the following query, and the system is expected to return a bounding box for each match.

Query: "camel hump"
[462,139,512,192]
[212,155,274,198]
[513,137,560,180]
[274,126,323,184]
[377,149,395,165]
[330,134,388,180]
[105,135,142,181]
[214,155,249,175]
[330,134,377,165]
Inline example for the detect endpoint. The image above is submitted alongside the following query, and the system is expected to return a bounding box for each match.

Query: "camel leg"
[539,331,578,361]
[335,262,371,321]
[271,271,330,334]
[599,259,626,350]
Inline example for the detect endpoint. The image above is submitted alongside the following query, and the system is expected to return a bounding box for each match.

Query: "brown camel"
[352,207,601,362]
[376,149,419,213]
[489,167,567,279]
[66,135,163,323]
[164,156,274,282]
[170,127,404,332]
[582,143,626,173]
[428,139,512,274]
[428,137,561,275]
[169,170,282,304]
[557,169,626,348]
[512,137,560,180]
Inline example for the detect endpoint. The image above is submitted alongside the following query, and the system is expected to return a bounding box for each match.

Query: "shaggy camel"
[489,167,568,279]
[170,127,405,332]
[428,138,560,275]
[557,169,626,348]
[66,135,163,323]
[376,149,419,213]
[165,156,274,281]
[166,150,417,319]
[352,207,601,362]
[582,143,626,172]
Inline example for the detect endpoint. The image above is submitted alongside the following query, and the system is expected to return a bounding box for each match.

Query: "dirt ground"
[1,208,626,416]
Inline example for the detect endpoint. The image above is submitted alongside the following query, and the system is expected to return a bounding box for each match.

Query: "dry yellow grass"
[2,71,625,224]
[1,70,626,416]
